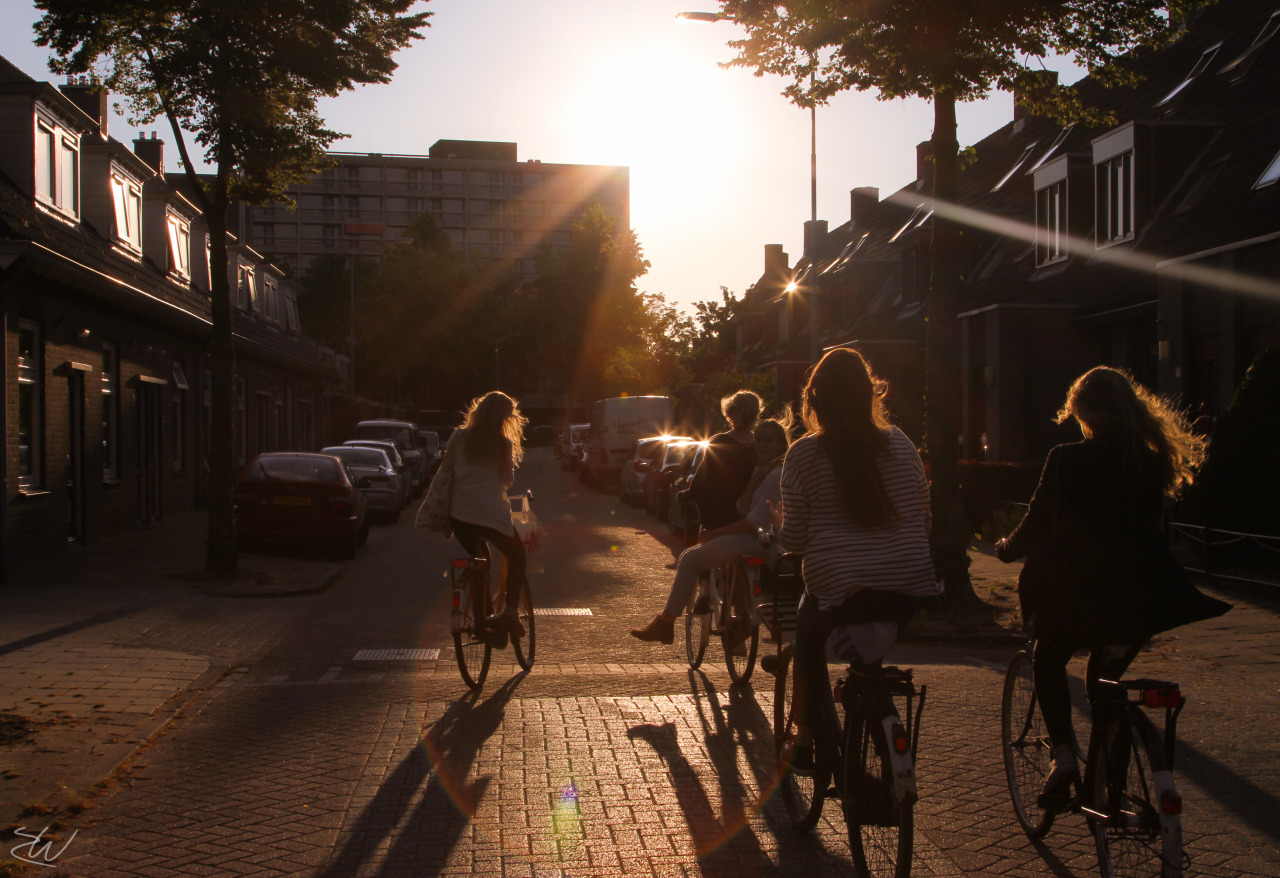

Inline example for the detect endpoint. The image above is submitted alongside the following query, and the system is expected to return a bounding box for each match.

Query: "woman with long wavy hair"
[449,391,529,636]
[996,366,1229,807]
[769,348,940,768]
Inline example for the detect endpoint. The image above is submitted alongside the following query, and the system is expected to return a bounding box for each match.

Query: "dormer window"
[1157,43,1222,106]
[165,212,191,280]
[238,264,256,310]
[110,172,142,252]
[1221,11,1279,79]
[1036,180,1068,266]
[262,277,278,322]
[1255,149,1280,190]
[286,290,302,332]
[34,117,79,219]
[991,143,1037,193]
[889,204,932,243]
[1093,125,1136,247]
[1028,126,1074,174]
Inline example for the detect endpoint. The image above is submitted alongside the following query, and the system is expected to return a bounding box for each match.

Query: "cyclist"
[629,416,792,644]
[686,390,762,531]
[995,366,1229,807]
[767,349,940,768]
[449,390,531,638]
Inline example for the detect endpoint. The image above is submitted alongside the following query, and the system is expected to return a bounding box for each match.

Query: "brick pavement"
[2,451,1278,876]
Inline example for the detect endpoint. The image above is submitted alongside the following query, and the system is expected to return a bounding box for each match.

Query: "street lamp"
[494,334,519,392]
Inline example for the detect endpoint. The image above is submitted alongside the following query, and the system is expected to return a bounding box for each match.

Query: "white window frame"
[286,290,301,332]
[991,143,1037,193]
[1255,149,1280,190]
[18,319,43,489]
[110,172,143,252]
[166,212,192,280]
[1157,43,1222,106]
[1096,152,1135,245]
[35,120,55,203]
[1036,180,1068,266]
[34,117,79,219]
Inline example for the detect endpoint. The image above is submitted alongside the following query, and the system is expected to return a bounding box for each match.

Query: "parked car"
[343,440,411,507]
[558,424,589,471]
[527,424,559,446]
[234,452,369,558]
[582,396,673,485]
[354,419,427,496]
[666,441,707,546]
[321,446,404,523]
[644,437,695,519]
[618,437,665,506]
[418,430,443,477]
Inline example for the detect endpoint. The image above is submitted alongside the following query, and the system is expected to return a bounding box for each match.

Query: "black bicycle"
[1001,641,1187,877]
[774,640,925,877]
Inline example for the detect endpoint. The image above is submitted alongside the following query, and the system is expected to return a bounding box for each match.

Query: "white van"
[582,396,674,485]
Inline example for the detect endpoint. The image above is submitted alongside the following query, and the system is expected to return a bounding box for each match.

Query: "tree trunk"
[926,91,988,616]
[205,160,238,575]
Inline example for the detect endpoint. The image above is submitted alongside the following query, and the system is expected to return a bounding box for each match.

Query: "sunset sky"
[0,0,1081,314]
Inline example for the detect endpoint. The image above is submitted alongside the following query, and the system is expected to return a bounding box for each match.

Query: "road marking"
[535,608,593,616]
[353,649,442,661]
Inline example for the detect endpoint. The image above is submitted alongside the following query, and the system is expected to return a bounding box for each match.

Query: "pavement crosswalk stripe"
[534,607,593,615]
[352,649,441,661]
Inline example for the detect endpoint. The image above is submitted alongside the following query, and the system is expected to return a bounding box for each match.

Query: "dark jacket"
[690,432,757,530]
[1000,439,1229,644]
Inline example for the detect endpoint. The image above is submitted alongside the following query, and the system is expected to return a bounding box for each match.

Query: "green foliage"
[719,0,1210,125]
[1187,347,1280,535]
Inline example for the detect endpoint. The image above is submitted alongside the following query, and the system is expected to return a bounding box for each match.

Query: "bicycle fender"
[879,715,919,806]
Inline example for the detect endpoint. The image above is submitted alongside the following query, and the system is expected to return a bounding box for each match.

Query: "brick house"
[0,56,336,577]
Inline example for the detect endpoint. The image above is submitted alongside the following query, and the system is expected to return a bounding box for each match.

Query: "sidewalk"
[0,512,342,830]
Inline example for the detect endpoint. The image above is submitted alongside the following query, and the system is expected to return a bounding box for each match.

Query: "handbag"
[415,435,457,537]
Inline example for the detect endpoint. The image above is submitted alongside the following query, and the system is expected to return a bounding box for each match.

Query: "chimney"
[1014,70,1059,131]
[803,219,828,259]
[764,243,790,284]
[915,141,934,193]
[850,187,879,229]
[133,132,164,174]
[61,77,107,136]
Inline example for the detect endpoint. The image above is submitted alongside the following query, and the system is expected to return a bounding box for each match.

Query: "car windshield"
[421,433,440,453]
[570,427,588,443]
[347,442,402,465]
[324,448,386,468]
[664,445,689,466]
[244,456,343,483]
[356,424,411,447]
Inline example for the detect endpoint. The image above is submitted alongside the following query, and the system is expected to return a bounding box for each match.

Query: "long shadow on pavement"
[317,674,525,878]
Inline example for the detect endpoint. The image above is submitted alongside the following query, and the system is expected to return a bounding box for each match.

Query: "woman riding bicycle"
[995,366,1229,807]
[686,390,762,531]
[630,416,791,644]
[769,348,940,767]
[449,390,530,637]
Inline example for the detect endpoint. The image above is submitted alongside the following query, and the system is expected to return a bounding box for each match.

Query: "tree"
[719,0,1207,614]
[36,0,431,574]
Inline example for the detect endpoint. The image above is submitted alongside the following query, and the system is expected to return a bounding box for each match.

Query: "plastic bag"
[509,493,541,553]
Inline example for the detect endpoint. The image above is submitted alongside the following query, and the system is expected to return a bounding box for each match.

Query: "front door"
[67,370,85,542]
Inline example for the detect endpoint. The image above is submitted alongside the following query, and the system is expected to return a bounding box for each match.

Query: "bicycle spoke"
[1002,651,1056,839]
[1092,712,1182,878]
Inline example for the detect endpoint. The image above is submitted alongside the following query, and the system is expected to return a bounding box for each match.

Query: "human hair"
[1055,366,1205,497]
[720,390,762,431]
[752,413,793,469]
[801,348,896,528]
[459,391,528,468]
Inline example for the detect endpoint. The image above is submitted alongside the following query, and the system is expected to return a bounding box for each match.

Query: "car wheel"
[356,519,370,546]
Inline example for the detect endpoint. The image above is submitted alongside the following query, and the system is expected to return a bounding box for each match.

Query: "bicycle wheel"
[722,562,760,684]
[774,645,826,830]
[453,565,493,689]
[1092,711,1182,878]
[511,581,536,671]
[844,709,913,878]
[685,576,711,669]
[1001,650,1056,839]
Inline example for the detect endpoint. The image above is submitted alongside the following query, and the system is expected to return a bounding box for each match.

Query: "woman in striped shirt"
[769,348,940,766]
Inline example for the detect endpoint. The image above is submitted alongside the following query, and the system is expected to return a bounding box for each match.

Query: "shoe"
[692,593,710,614]
[761,653,781,676]
[486,608,524,639]
[630,616,674,644]
[1037,749,1080,811]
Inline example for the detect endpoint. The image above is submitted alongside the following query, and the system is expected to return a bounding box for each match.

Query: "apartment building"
[236,139,631,280]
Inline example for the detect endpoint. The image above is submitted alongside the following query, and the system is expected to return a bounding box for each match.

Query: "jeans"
[1034,639,1144,750]
[451,517,528,606]
[661,532,763,618]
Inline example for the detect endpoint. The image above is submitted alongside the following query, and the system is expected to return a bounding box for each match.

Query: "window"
[1096,151,1135,245]
[263,278,278,322]
[102,341,120,480]
[18,320,42,489]
[34,118,79,218]
[991,143,1037,192]
[166,213,191,279]
[286,290,301,332]
[889,204,932,243]
[1036,180,1068,265]
[110,172,142,251]
[1255,150,1280,189]
[1221,11,1280,78]
[1157,43,1221,106]
[1028,126,1074,175]
[238,264,256,311]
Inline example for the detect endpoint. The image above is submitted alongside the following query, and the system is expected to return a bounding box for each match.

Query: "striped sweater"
[779,427,941,610]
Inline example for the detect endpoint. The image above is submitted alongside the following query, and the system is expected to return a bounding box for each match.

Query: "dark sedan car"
[321,446,404,523]
[234,452,369,558]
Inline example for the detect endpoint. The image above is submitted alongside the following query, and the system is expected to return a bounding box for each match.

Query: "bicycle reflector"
[1142,686,1182,709]
[450,558,470,569]
[1161,792,1183,815]
[744,556,766,566]
[892,722,910,755]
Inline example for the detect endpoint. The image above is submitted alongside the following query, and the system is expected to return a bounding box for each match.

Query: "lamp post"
[495,333,519,392]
